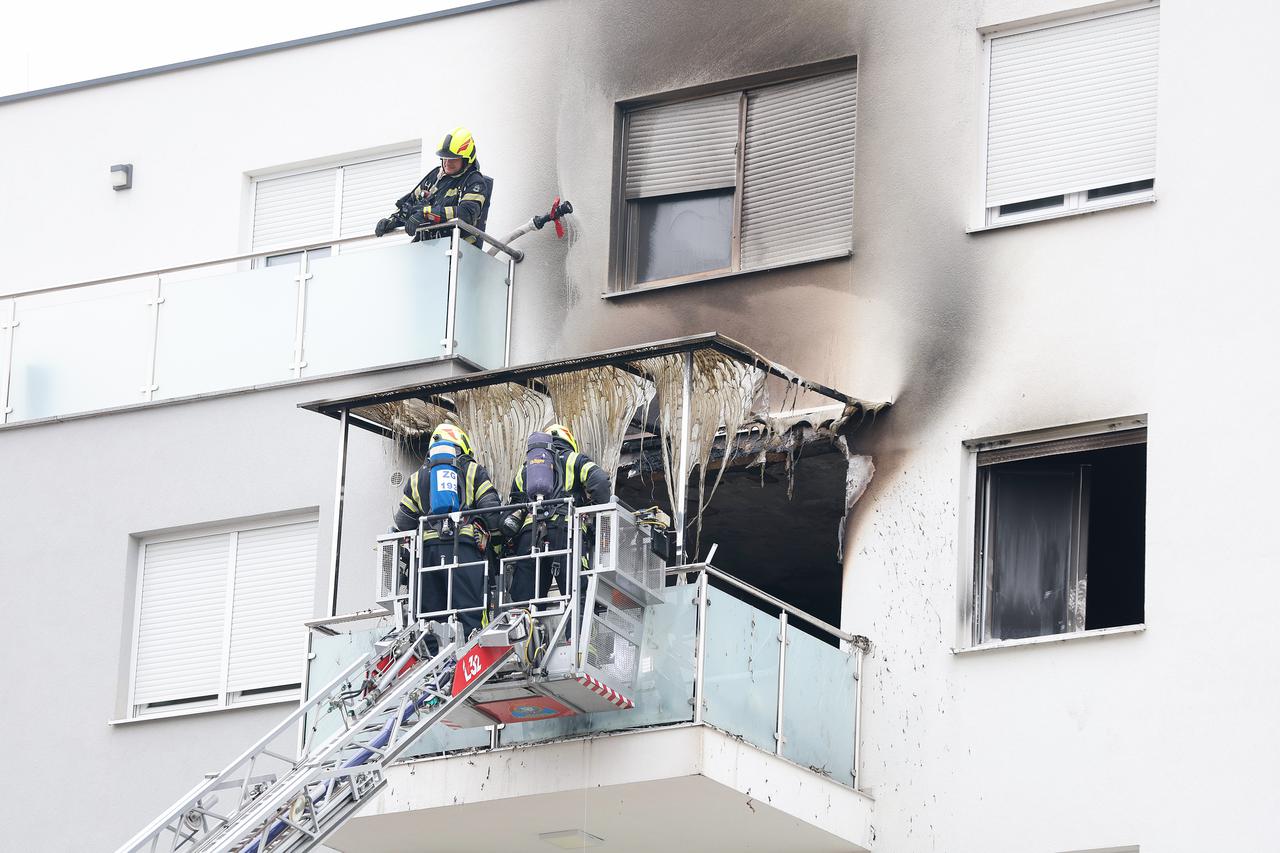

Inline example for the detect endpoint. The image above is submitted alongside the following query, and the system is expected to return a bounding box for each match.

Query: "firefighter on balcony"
[374,126,493,244]
[501,424,612,604]
[391,423,501,636]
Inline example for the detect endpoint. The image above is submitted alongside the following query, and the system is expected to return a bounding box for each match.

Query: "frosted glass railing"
[0,230,511,424]
[701,589,782,754]
[453,240,511,369]
[304,566,865,789]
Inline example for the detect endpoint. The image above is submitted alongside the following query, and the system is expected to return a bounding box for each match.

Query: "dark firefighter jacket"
[397,161,493,243]
[392,455,502,548]
[508,444,612,530]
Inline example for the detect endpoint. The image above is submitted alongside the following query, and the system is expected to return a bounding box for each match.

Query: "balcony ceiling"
[325,725,873,853]
[298,332,880,429]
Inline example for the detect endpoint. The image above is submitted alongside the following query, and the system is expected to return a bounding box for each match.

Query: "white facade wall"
[1,0,1277,851]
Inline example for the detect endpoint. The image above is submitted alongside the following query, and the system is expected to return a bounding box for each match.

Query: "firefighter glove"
[500,512,524,539]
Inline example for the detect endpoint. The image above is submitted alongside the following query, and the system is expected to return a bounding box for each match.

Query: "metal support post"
[290,251,314,377]
[140,275,162,401]
[774,611,788,756]
[0,299,17,423]
[674,350,694,569]
[327,409,350,617]
[568,501,580,667]
[442,227,461,356]
[853,646,864,790]
[504,257,515,367]
[692,571,709,723]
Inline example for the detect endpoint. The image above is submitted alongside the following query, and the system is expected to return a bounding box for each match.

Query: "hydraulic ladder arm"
[117,614,522,853]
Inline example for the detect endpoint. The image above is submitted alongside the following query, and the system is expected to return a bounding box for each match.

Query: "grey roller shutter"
[339,152,422,239]
[251,167,338,252]
[977,428,1147,466]
[985,5,1160,208]
[132,534,229,706]
[624,93,740,199]
[226,520,318,693]
[740,69,857,270]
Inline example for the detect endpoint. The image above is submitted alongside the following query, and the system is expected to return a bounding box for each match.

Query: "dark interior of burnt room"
[617,436,853,631]
[986,442,1146,633]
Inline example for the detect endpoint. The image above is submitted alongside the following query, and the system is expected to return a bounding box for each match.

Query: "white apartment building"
[2,0,1277,851]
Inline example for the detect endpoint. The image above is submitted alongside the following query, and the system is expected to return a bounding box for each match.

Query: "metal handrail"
[5,223,520,301]
[664,562,857,645]
[417,219,526,262]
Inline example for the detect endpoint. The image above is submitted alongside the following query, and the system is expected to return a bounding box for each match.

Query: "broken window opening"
[976,433,1146,643]
[618,411,877,632]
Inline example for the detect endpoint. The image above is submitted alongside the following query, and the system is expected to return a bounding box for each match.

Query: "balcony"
[291,334,885,850]
[304,560,872,852]
[0,228,514,425]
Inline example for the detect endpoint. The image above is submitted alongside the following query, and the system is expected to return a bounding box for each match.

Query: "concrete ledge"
[328,724,874,852]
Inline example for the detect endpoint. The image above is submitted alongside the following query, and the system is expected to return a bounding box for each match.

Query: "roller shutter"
[226,520,318,693]
[339,153,423,239]
[132,534,229,706]
[251,167,338,253]
[740,69,857,269]
[624,93,741,199]
[131,517,318,713]
[985,5,1160,208]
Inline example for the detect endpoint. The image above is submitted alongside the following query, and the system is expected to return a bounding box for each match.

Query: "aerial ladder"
[117,498,668,853]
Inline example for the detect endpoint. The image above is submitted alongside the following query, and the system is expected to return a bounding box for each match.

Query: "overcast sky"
[0,0,470,97]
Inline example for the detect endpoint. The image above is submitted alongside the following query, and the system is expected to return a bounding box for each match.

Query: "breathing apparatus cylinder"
[427,439,462,514]
[524,431,558,508]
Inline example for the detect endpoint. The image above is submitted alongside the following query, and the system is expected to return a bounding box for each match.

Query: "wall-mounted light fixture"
[111,163,133,191]
[539,829,604,849]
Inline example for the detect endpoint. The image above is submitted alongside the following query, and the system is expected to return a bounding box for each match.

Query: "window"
[617,65,857,289]
[971,425,1146,644]
[981,4,1159,227]
[127,516,318,718]
[249,149,422,260]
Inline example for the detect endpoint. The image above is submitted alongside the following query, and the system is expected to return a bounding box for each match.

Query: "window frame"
[610,58,857,293]
[123,512,319,721]
[972,2,1160,231]
[957,415,1148,650]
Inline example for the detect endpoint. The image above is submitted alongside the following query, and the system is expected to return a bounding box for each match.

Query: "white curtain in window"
[624,93,740,199]
[985,6,1160,208]
[339,153,423,239]
[132,534,229,706]
[740,69,858,270]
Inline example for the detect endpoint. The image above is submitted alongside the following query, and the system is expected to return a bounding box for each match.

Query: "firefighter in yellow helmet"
[391,422,502,635]
[501,424,612,604]
[375,127,493,244]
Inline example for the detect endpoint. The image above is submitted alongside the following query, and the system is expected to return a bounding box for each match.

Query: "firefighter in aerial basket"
[374,126,494,244]
[391,423,501,636]
[502,424,612,604]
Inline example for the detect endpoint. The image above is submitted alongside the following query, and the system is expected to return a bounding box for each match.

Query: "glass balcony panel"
[782,626,857,786]
[154,263,297,399]
[305,623,491,756]
[300,572,857,786]
[303,241,450,376]
[701,587,781,755]
[453,240,509,369]
[496,583,697,749]
[7,279,154,420]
